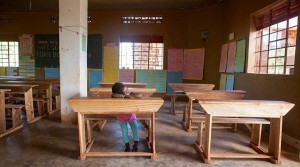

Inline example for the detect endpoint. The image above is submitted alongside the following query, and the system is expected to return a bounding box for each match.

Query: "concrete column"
[59,0,87,124]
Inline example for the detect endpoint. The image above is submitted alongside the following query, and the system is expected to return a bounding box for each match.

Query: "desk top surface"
[98,82,147,88]
[68,97,164,114]
[0,84,37,92]
[185,90,246,100]
[168,83,215,91]
[197,100,294,118]
[0,89,10,92]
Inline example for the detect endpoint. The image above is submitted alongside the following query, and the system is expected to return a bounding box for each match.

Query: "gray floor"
[0,101,299,167]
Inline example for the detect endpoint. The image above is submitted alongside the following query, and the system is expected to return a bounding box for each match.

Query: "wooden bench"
[183,90,247,132]
[0,104,25,138]
[89,87,157,98]
[68,97,164,160]
[195,100,294,164]
[98,82,147,88]
[168,83,215,115]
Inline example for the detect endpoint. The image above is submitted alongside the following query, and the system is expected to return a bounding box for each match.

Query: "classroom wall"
[221,0,300,141]
[185,4,223,86]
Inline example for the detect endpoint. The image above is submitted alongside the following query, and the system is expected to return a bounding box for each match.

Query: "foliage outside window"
[248,0,298,75]
[0,41,19,67]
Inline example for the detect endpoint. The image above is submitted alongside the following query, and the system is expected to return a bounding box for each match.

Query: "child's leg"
[129,120,139,141]
[119,122,129,143]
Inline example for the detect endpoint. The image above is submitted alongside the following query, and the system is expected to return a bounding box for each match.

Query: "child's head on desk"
[112,82,125,95]
[111,82,142,98]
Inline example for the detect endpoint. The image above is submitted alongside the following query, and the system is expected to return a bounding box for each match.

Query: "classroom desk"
[195,100,294,164]
[89,87,156,98]
[0,80,53,114]
[0,84,40,124]
[168,83,215,115]
[183,90,246,132]
[68,97,163,160]
[98,82,147,88]
[0,89,10,133]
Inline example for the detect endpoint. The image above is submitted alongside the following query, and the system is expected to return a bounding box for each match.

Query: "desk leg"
[151,113,156,159]
[250,124,262,147]
[268,117,282,164]
[201,114,212,164]
[46,86,52,114]
[0,92,5,133]
[24,88,34,123]
[187,99,193,132]
[78,113,87,160]
[171,93,176,115]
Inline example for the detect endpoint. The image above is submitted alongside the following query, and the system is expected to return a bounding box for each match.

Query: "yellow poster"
[219,73,226,90]
[0,67,5,76]
[103,46,119,82]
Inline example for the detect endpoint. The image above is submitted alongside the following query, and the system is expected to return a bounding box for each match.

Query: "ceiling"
[0,0,223,12]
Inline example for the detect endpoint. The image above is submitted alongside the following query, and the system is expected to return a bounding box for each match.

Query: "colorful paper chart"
[6,67,18,76]
[152,70,167,93]
[19,34,33,56]
[226,41,237,73]
[183,48,205,80]
[103,46,119,82]
[225,74,235,90]
[119,69,134,82]
[219,73,226,90]
[45,68,60,78]
[135,70,151,88]
[89,69,102,88]
[219,44,228,72]
[167,72,183,94]
[234,39,246,73]
[167,49,184,72]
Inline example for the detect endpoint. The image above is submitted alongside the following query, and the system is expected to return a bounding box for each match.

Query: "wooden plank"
[268,117,283,164]
[98,82,147,88]
[68,97,164,114]
[197,100,294,118]
[185,90,246,100]
[90,87,156,98]
[204,114,212,163]
[0,91,6,133]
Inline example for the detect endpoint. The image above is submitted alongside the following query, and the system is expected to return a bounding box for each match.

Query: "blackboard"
[87,34,102,68]
[35,34,102,68]
[35,34,59,68]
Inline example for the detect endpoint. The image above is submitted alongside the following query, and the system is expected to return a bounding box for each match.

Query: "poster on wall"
[119,69,134,82]
[234,39,246,73]
[103,46,119,82]
[19,34,33,56]
[167,49,184,72]
[219,43,228,72]
[183,48,205,80]
[226,41,236,73]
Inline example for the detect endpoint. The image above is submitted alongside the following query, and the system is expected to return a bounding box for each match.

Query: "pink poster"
[119,69,134,82]
[19,34,33,56]
[183,48,205,80]
[167,49,184,72]
[219,43,228,72]
[226,41,236,73]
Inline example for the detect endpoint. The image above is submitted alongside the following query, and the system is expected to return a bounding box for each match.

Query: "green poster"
[234,39,246,73]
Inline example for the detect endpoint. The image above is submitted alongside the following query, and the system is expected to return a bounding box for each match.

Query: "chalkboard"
[35,34,102,68]
[88,34,102,68]
[35,34,59,68]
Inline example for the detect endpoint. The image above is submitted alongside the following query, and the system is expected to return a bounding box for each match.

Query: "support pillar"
[59,0,88,124]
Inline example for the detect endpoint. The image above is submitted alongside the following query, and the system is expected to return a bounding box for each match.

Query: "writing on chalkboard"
[35,34,102,68]
[35,34,60,68]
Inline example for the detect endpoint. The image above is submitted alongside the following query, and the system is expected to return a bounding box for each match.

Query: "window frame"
[248,0,299,75]
[0,41,19,67]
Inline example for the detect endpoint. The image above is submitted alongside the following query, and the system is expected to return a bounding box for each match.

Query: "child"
[111,82,139,152]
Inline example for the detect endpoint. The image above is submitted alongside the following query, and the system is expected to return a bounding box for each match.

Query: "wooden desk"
[168,83,215,115]
[0,80,53,114]
[68,97,163,160]
[0,84,40,124]
[0,89,10,133]
[195,100,294,164]
[98,82,147,88]
[183,90,246,132]
[90,87,156,98]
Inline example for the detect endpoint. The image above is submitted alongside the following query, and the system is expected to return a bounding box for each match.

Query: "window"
[119,35,164,70]
[248,0,299,75]
[0,41,19,67]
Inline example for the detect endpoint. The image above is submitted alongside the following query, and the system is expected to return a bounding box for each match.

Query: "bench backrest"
[185,90,246,100]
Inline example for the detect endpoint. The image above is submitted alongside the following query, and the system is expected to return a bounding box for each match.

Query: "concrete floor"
[0,101,299,167]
